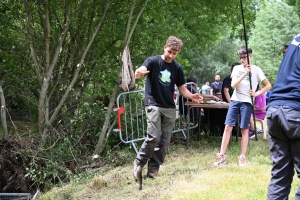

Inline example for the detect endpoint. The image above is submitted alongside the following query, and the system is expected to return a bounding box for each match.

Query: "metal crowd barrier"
[113,82,198,154]
[0,193,31,200]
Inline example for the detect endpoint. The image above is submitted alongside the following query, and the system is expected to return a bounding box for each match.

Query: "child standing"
[248,84,267,138]
[213,46,272,166]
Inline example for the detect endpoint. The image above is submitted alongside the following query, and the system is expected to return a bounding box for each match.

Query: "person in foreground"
[213,46,271,167]
[267,33,300,200]
[133,36,202,189]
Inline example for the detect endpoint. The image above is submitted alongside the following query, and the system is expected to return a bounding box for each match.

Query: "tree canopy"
[0,0,257,138]
[249,0,300,84]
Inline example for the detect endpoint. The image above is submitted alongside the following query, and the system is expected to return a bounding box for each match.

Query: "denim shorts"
[225,100,253,129]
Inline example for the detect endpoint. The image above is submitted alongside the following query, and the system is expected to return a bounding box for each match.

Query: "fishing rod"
[239,0,258,141]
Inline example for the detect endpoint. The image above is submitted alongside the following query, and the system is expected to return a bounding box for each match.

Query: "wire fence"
[114,82,199,154]
[0,193,31,200]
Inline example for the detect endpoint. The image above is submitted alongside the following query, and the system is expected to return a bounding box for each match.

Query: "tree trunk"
[93,84,119,155]
[24,0,112,136]
[0,86,8,137]
[93,0,149,155]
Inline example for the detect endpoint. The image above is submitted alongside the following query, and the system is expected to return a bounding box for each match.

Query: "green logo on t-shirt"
[159,69,171,84]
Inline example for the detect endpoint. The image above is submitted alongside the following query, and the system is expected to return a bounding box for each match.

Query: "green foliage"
[129,0,258,86]
[0,0,260,130]
[249,0,300,84]
[188,30,245,85]
[24,134,98,191]
[285,0,300,17]
[25,159,64,191]
[104,144,136,167]
[0,1,36,112]
[297,0,300,16]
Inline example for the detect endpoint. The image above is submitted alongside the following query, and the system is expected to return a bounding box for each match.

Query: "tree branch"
[23,0,42,84]
[49,0,112,124]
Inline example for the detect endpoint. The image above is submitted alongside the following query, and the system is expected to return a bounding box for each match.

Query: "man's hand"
[213,96,221,101]
[135,68,150,79]
[250,89,259,97]
[192,93,203,103]
[245,65,251,74]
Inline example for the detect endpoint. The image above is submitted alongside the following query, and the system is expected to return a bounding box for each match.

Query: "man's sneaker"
[238,154,247,166]
[133,160,138,181]
[147,171,160,178]
[213,153,226,166]
[249,130,255,139]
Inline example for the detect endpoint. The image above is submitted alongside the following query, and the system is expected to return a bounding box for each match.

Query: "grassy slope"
[39,135,300,200]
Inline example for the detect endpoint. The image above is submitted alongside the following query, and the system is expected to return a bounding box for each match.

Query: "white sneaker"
[213,153,226,166]
[238,154,247,166]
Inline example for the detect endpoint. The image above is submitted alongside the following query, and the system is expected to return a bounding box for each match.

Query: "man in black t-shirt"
[221,62,240,102]
[133,36,202,187]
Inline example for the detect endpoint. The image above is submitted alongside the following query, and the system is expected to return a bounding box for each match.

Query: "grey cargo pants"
[136,106,176,173]
[267,105,300,200]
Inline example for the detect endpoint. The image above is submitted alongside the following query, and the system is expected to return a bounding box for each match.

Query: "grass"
[39,134,300,200]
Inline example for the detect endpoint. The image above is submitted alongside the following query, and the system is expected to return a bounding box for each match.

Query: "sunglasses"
[239,56,248,60]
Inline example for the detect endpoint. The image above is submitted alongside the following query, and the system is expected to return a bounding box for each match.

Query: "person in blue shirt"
[210,75,223,96]
[265,90,271,104]
[267,33,300,200]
